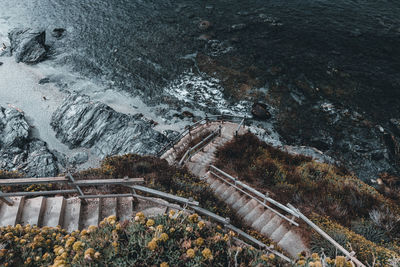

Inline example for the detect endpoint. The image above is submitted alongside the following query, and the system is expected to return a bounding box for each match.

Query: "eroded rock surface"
[8,28,47,64]
[0,107,59,177]
[51,93,168,158]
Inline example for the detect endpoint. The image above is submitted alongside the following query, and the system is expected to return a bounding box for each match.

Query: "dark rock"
[39,77,51,84]
[8,28,47,64]
[231,23,247,30]
[199,20,212,31]
[251,102,271,120]
[70,152,89,165]
[182,111,194,118]
[0,62,3,66]
[51,93,168,158]
[390,118,400,135]
[0,107,30,148]
[51,28,66,38]
[0,106,59,177]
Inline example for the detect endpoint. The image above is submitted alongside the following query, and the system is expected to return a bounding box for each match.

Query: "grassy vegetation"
[214,132,400,265]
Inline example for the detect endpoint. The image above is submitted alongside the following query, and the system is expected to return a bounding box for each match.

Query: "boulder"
[51,28,66,38]
[251,102,271,120]
[51,93,168,158]
[8,28,47,64]
[70,151,89,165]
[0,106,59,177]
[0,62,3,66]
[0,107,30,148]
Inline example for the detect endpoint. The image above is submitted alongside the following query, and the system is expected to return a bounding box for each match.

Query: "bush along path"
[161,120,309,259]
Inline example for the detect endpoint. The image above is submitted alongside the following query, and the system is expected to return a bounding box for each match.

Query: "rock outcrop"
[8,28,47,64]
[51,93,168,158]
[0,107,59,177]
[251,102,271,120]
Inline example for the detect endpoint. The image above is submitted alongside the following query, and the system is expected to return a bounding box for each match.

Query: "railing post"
[263,193,269,204]
[0,190,14,206]
[67,172,86,203]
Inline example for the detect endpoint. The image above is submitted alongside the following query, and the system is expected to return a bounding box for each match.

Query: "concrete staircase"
[162,121,308,258]
[0,196,168,231]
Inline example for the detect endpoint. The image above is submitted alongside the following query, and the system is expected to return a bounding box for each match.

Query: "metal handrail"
[287,204,366,267]
[209,165,299,218]
[178,128,220,166]
[209,170,298,226]
[207,165,366,266]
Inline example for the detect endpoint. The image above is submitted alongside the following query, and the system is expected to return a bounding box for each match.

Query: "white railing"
[209,165,299,225]
[287,204,366,267]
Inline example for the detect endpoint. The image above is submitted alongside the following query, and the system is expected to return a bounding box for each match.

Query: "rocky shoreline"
[0,24,399,183]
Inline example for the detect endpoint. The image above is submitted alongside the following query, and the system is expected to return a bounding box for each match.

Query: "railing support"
[286,204,366,267]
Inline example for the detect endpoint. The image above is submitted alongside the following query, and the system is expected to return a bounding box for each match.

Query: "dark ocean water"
[1,0,400,117]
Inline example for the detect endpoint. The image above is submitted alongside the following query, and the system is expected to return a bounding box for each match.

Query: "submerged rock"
[70,151,89,165]
[51,28,66,39]
[0,106,59,177]
[251,102,271,120]
[8,28,47,64]
[51,93,168,158]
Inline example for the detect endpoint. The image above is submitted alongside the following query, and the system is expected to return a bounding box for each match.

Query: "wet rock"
[51,28,66,38]
[251,102,271,120]
[0,106,59,177]
[51,93,168,158]
[70,152,89,165]
[39,77,51,84]
[199,20,212,31]
[8,28,47,64]
[231,23,247,30]
[390,118,400,135]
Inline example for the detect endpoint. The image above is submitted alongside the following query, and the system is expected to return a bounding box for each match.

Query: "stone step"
[220,186,236,201]
[214,182,229,195]
[231,195,248,211]
[42,197,66,228]
[237,199,258,218]
[63,197,81,232]
[20,197,45,226]
[0,197,25,227]
[209,179,222,191]
[225,191,242,206]
[260,215,282,236]
[100,197,118,221]
[251,210,274,232]
[270,224,289,243]
[277,230,308,258]
[117,197,134,222]
[243,205,264,225]
[80,198,101,230]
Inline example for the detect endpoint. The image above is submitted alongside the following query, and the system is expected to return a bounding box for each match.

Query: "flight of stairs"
[163,121,308,258]
[0,196,168,231]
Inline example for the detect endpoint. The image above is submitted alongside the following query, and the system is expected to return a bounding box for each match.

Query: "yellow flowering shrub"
[0,212,284,266]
